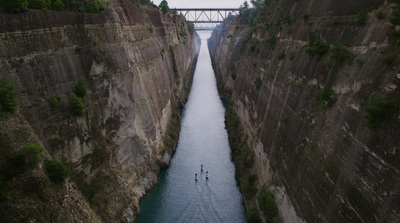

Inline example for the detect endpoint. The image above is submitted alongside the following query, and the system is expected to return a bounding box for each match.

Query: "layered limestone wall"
[209,0,399,222]
[0,0,199,222]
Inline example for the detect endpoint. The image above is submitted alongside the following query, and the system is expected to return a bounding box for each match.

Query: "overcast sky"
[152,0,246,8]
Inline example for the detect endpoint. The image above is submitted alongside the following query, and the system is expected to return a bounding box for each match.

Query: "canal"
[136,31,247,223]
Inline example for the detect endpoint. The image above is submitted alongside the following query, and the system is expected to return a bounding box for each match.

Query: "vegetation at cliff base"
[69,93,86,116]
[44,159,70,184]
[257,188,278,223]
[0,78,18,120]
[248,207,262,223]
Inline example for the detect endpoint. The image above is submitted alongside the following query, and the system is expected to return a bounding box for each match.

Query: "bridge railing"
[170,8,240,30]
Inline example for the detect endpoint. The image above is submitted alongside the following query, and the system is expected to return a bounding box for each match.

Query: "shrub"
[188,23,195,35]
[390,5,400,25]
[0,0,28,13]
[364,98,398,129]
[253,76,262,90]
[69,93,86,116]
[93,36,99,45]
[355,58,364,67]
[21,142,43,168]
[375,9,386,20]
[74,45,82,53]
[27,0,50,10]
[266,35,277,49]
[277,51,285,60]
[241,178,257,200]
[356,12,367,25]
[380,54,395,66]
[329,43,353,64]
[84,0,105,13]
[0,78,18,120]
[390,29,400,47]
[332,16,341,25]
[257,188,278,222]
[302,13,310,22]
[2,142,43,179]
[318,87,337,109]
[44,159,70,184]
[179,29,186,37]
[73,80,87,97]
[305,30,330,60]
[248,208,262,223]
[48,96,59,109]
[51,0,64,11]
[148,24,154,33]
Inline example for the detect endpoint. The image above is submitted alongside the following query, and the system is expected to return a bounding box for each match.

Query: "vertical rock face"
[209,0,399,222]
[0,1,199,222]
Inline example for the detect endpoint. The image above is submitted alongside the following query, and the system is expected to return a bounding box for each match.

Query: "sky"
[152,0,246,8]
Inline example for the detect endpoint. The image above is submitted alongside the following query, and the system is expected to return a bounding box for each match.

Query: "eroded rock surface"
[0,1,199,222]
[209,0,399,222]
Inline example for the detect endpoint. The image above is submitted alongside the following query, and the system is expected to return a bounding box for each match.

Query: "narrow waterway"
[136,31,247,223]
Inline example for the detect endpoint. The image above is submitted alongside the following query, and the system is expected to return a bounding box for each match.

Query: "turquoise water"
[136,31,247,223]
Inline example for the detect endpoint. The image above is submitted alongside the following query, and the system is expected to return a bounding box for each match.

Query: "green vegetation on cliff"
[318,87,337,109]
[0,78,18,120]
[73,80,87,98]
[0,143,43,199]
[69,93,86,116]
[159,0,169,14]
[257,188,278,223]
[305,30,330,60]
[44,159,70,184]
[0,0,28,13]
[364,97,398,129]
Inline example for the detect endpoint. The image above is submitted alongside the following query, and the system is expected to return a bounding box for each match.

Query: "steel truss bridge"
[171,8,240,30]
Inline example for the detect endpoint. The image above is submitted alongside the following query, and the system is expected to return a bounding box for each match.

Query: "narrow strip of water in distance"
[136,31,247,223]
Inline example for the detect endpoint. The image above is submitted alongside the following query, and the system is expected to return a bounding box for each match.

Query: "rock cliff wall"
[209,0,399,222]
[0,0,199,222]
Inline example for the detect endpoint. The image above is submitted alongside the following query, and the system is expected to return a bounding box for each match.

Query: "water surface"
[136,31,247,223]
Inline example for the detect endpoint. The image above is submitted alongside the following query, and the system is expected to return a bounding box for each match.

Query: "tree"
[69,93,86,116]
[159,0,169,14]
[27,0,51,10]
[2,142,43,179]
[139,0,151,5]
[44,159,70,184]
[0,0,28,13]
[21,142,43,168]
[84,0,105,13]
[0,78,18,120]
[73,80,87,97]
[251,0,263,9]
[243,1,249,9]
[51,0,64,11]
